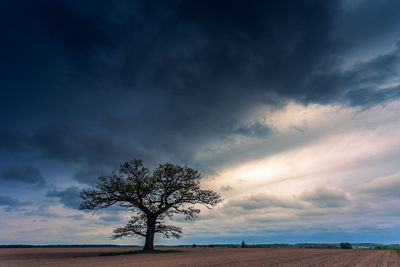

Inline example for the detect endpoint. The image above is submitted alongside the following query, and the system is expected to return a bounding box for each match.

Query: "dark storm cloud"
[233,121,273,138]
[302,45,400,106]
[1,165,45,184]
[335,0,400,49]
[73,167,110,184]
[1,0,400,185]
[46,186,81,209]
[31,121,144,165]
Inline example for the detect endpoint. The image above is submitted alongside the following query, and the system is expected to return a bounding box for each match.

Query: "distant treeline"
[0,245,139,248]
[2,243,399,249]
[177,243,338,249]
[176,243,400,249]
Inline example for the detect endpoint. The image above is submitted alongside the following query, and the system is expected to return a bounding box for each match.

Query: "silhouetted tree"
[241,240,248,248]
[80,160,222,251]
[340,242,352,249]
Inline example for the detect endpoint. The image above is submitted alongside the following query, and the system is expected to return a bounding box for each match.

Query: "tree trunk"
[143,216,156,251]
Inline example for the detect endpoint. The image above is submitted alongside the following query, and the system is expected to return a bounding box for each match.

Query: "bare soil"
[1,247,399,266]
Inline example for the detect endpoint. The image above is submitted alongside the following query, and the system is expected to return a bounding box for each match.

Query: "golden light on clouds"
[205,101,400,203]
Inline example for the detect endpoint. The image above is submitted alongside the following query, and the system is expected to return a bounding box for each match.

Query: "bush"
[340,242,352,249]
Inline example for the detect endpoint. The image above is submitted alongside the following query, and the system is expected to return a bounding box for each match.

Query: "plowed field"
[1,247,399,266]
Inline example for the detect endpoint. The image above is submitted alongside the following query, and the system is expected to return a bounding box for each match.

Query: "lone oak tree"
[80,160,222,250]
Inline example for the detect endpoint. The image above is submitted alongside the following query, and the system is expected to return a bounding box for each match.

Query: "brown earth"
[1,247,399,267]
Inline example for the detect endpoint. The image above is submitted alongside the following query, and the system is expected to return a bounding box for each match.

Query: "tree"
[340,242,352,249]
[241,240,248,248]
[79,160,222,250]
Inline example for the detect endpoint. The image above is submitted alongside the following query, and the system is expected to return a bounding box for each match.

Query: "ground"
[1,247,399,266]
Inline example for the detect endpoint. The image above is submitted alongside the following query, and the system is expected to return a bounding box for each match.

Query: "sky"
[1,0,400,245]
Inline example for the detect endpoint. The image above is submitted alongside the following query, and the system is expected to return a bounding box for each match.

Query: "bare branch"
[112,216,147,239]
[156,224,182,239]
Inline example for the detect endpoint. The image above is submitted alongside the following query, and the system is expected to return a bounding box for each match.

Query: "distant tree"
[80,160,222,251]
[340,242,353,249]
[241,240,248,248]
[192,243,197,248]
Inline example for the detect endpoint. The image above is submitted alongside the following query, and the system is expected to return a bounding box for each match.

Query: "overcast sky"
[1,0,400,245]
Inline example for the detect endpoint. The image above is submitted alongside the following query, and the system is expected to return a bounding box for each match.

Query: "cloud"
[220,185,233,192]
[67,214,85,220]
[23,205,60,218]
[303,45,400,107]
[46,186,81,210]
[0,0,399,184]
[233,121,273,138]
[99,215,122,223]
[299,186,350,208]
[220,185,350,217]
[0,195,29,211]
[73,166,110,184]
[335,0,400,62]
[225,194,304,211]
[1,165,45,184]
[358,173,400,198]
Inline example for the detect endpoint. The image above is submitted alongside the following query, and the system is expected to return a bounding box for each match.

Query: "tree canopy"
[80,160,222,250]
[340,242,353,249]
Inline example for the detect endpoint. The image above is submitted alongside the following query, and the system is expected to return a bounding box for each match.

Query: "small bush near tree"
[340,242,352,249]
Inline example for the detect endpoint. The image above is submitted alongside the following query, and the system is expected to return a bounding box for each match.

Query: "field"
[1,247,399,266]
